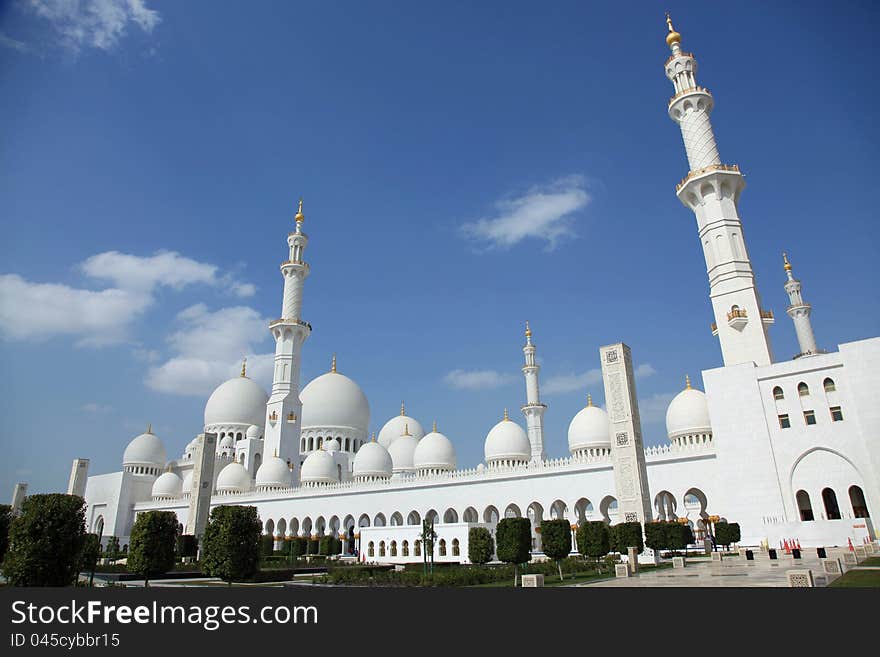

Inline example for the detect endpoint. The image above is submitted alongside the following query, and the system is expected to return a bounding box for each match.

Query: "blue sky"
[1,1,878,495]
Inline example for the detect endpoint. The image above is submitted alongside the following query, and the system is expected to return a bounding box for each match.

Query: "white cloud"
[637,392,677,425]
[27,0,161,53]
[543,368,602,395]
[145,304,274,397]
[0,251,256,346]
[635,363,657,379]
[443,369,517,391]
[460,175,590,251]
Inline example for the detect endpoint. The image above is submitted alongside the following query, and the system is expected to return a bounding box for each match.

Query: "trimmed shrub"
[714,522,740,549]
[2,494,87,586]
[644,522,668,552]
[666,523,693,554]
[127,510,178,586]
[201,506,262,584]
[496,517,531,585]
[610,521,643,555]
[468,527,494,565]
[260,535,275,557]
[175,534,199,559]
[540,519,572,581]
[577,521,611,571]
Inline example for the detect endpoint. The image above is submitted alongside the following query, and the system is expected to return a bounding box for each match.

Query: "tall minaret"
[782,252,819,357]
[520,321,546,462]
[664,14,775,367]
[263,199,312,463]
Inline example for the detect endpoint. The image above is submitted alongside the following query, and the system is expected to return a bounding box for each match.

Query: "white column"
[521,322,546,462]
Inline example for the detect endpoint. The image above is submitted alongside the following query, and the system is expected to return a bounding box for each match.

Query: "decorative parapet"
[668,85,712,105]
[268,318,312,330]
[676,163,740,192]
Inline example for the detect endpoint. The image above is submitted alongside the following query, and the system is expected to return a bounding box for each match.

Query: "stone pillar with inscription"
[185,432,217,540]
[600,343,653,530]
[67,458,89,498]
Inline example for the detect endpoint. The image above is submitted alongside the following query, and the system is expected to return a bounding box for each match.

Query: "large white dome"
[204,375,268,429]
[568,398,611,452]
[377,406,425,448]
[255,455,292,490]
[413,427,456,472]
[216,461,252,494]
[300,449,338,485]
[353,441,393,479]
[388,431,419,473]
[123,428,167,471]
[300,370,370,432]
[151,471,182,499]
[484,413,531,464]
[666,380,711,439]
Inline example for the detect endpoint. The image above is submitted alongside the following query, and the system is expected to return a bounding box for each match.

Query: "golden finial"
[146,423,152,434]
[525,321,532,338]
[432,420,437,432]
[503,408,509,421]
[371,431,376,442]
[587,393,593,407]
[685,374,692,390]
[665,12,681,47]
[403,423,410,436]
[400,401,406,416]
[294,198,304,223]
[783,252,792,272]
[241,357,247,377]
[330,353,337,373]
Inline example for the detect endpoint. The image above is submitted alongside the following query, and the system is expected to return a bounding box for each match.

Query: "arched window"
[849,485,869,518]
[367,541,374,557]
[390,541,397,557]
[402,540,409,557]
[452,538,460,557]
[823,377,836,393]
[822,488,841,520]
[772,386,784,401]
[344,438,350,451]
[414,540,421,557]
[379,541,386,557]
[438,539,447,556]
[797,382,810,397]
[796,490,814,522]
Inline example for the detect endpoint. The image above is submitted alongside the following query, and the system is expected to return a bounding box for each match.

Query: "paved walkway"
[571,547,858,588]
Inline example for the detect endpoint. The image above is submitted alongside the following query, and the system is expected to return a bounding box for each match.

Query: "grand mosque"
[61,17,878,561]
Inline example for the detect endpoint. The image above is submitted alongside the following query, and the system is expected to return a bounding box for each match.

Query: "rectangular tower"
[67,458,89,498]
[600,343,652,525]
[10,482,27,515]
[185,432,217,539]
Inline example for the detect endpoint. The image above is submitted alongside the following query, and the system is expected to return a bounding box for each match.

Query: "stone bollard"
[786,569,814,587]
[820,558,842,578]
[854,546,867,561]
[615,563,630,578]
[672,556,685,569]
[521,574,544,588]
[842,552,857,568]
[711,552,723,563]
[627,547,639,574]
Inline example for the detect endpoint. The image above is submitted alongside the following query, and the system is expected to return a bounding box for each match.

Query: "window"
[414,540,421,557]
[390,541,397,557]
[379,541,386,557]
[368,541,374,557]
[849,485,870,518]
[439,539,447,557]
[772,386,784,401]
[797,382,809,397]
[803,410,816,425]
[796,490,814,522]
[823,377,836,393]
[402,540,409,557]
[452,538,460,557]
[778,414,791,429]
[822,488,841,520]
[830,406,844,422]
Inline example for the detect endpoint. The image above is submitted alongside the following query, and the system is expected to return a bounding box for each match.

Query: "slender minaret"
[263,199,311,463]
[520,321,546,462]
[783,252,819,357]
[664,14,775,367]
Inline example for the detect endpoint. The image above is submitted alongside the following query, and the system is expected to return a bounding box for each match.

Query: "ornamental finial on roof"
[331,353,337,373]
[295,198,304,223]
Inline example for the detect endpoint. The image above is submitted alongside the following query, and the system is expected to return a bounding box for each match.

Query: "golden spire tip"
[587,393,593,407]
[295,198,304,222]
[403,423,410,436]
[503,407,509,421]
[525,320,532,338]
[400,401,405,416]
[432,420,437,432]
[665,11,681,47]
[371,431,376,442]
[685,374,691,389]
[330,353,337,373]
[241,357,247,377]
[783,251,792,271]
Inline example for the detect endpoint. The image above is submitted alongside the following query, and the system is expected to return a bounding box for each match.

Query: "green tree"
[714,522,740,550]
[260,534,275,557]
[495,518,531,586]
[0,504,12,565]
[610,521,644,555]
[644,522,668,553]
[576,521,610,572]
[201,506,262,585]
[175,534,199,559]
[104,536,120,560]
[467,527,494,565]
[79,533,102,587]
[539,519,572,581]
[2,494,87,586]
[127,511,178,587]
[666,523,693,557]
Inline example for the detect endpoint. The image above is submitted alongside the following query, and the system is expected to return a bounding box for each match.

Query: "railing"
[727,308,748,321]
[268,318,312,330]
[710,322,717,333]
[665,51,694,65]
[668,85,711,105]
[676,163,741,192]
[760,310,774,320]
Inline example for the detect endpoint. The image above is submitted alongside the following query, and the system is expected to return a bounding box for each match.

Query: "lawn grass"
[859,556,880,567]
[828,569,880,588]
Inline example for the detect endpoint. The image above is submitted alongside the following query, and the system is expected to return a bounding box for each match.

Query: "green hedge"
[714,522,740,548]
[577,521,610,562]
[468,527,494,565]
[610,521,643,554]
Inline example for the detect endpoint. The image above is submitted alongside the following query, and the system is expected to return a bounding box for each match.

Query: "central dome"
[204,375,268,429]
[300,370,370,432]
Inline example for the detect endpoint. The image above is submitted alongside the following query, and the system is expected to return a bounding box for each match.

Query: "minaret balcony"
[760,309,775,325]
[710,322,718,336]
[268,318,312,330]
[668,85,711,107]
[726,308,748,331]
[675,163,740,193]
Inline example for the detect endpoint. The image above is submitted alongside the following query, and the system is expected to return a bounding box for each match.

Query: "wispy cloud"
[443,369,518,391]
[0,251,256,346]
[460,175,590,251]
[145,304,274,397]
[543,368,602,395]
[26,0,161,53]
[637,392,677,425]
[635,363,657,379]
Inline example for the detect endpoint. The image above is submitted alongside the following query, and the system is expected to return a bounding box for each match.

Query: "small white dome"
[246,424,262,439]
[388,431,419,473]
[353,441,392,479]
[666,381,711,439]
[413,427,456,471]
[151,471,182,498]
[300,449,338,485]
[184,435,200,458]
[300,369,370,432]
[568,398,611,452]
[377,409,425,448]
[204,375,268,428]
[324,437,341,452]
[219,435,234,449]
[484,414,531,463]
[216,461,252,494]
[123,429,167,471]
[181,470,194,495]
[255,455,292,489]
